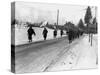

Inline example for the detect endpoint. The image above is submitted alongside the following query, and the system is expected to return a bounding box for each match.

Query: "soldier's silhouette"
[60,29,63,37]
[53,29,57,38]
[68,29,73,43]
[27,26,36,42]
[43,28,48,40]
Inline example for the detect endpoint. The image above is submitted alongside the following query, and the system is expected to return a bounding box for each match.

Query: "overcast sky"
[15,1,96,25]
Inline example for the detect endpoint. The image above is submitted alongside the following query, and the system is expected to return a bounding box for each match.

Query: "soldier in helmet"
[42,27,48,40]
[60,29,63,37]
[53,29,57,38]
[68,29,73,43]
[27,26,36,42]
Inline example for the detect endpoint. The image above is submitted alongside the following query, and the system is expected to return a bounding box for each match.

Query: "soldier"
[27,26,36,42]
[60,29,63,37]
[53,29,57,38]
[43,28,48,40]
[68,29,73,43]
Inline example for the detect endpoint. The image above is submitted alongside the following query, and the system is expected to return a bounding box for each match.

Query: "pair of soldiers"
[27,27,48,42]
[54,29,63,38]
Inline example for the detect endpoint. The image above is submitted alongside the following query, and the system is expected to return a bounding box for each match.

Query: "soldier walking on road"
[27,26,36,42]
[68,29,73,44]
[53,29,57,38]
[43,28,48,40]
[60,29,63,37]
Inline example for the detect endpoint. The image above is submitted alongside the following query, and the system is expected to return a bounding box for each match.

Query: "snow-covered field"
[11,24,66,45]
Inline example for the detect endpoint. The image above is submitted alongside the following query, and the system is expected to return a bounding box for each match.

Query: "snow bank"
[12,25,65,45]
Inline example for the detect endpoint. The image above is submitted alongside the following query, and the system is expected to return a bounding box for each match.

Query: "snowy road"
[46,35,98,71]
[15,35,97,73]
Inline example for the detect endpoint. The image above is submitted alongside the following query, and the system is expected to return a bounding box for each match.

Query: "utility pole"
[57,9,59,26]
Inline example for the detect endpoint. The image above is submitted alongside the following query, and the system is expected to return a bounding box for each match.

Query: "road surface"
[15,36,86,73]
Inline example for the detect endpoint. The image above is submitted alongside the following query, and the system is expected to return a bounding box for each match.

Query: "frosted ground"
[46,35,98,71]
[11,24,98,73]
[15,34,98,73]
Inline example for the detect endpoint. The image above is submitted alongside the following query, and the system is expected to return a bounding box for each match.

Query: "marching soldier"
[43,28,48,40]
[53,29,57,38]
[27,26,36,42]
